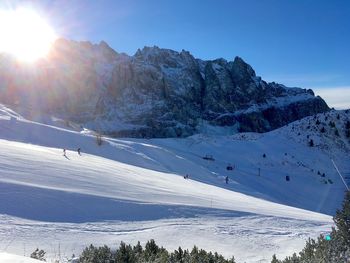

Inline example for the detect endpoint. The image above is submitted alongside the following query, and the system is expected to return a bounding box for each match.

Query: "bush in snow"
[346,130,350,138]
[30,248,46,261]
[346,120,350,130]
[335,129,340,136]
[345,121,350,138]
[95,133,103,146]
[329,121,336,128]
[308,139,314,147]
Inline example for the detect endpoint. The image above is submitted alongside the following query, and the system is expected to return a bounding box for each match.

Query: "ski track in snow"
[0,214,332,263]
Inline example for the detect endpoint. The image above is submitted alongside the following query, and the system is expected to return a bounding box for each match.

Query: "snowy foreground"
[0,105,348,262]
[0,253,41,263]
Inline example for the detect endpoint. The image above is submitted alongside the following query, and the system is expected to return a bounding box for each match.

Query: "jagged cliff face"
[0,39,329,137]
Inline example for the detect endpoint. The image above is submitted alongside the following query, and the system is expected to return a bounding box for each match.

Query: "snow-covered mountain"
[0,39,329,138]
[0,104,348,262]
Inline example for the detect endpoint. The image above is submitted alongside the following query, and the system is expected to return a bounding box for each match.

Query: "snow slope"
[0,104,348,262]
[0,138,332,222]
[0,253,41,263]
[0,104,347,215]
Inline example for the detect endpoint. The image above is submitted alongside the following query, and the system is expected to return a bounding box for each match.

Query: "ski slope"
[0,104,348,262]
[0,253,42,263]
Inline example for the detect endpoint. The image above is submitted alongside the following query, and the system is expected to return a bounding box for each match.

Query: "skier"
[63,148,66,156]
[184,174,189,179]
[225,176,229,184]
[77,148,81,155]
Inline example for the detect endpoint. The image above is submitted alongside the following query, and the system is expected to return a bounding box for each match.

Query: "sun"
[0,8,57,62]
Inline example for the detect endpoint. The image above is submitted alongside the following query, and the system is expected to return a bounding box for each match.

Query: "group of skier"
[63,147,81,157]
[62,148,230,185]
[183,174,230,184]
[184,174,229,184]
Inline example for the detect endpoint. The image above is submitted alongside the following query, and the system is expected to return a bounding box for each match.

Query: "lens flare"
[0,8,57,62]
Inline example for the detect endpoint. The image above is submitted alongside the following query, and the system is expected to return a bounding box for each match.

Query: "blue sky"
[2,0,350,108]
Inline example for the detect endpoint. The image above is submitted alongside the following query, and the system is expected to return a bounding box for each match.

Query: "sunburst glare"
[0,8,57,62]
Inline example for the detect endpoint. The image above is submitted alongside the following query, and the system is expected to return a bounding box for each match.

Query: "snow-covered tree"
[334,191,350,248]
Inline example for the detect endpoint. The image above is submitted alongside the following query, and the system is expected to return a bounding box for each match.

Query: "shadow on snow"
[0,182,248,223]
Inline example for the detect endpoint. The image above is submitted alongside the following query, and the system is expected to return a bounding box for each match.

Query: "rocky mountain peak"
[0,38,330,138]
[98,40,119,61]
[231,56,256,80]
[134,46,196,67]
[50,38,118,63]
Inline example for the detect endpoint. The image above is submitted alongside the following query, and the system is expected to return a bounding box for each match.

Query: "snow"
[0,215,331,263]
[0,104,348,262]
[233,93,315,115]
[0,253,41,263]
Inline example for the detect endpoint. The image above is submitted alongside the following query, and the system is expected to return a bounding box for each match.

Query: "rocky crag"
[0,39,329,137]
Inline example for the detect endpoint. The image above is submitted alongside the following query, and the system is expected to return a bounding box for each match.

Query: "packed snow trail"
[0,214,332,263]
[0,139,332,222]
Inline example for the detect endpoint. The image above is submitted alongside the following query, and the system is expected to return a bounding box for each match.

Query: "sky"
[1,0,350,108]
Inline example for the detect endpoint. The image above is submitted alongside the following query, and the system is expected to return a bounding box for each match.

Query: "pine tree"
[280,253,300,263]
[346,120,350,130]
[271,254,280,263]
[115,242,135,263]
[314,234,335,262]
[79,244,112,263]
[290,253,300,262]
[78,240,235,263]
[172,247,185,263]
[190,246,200,263]
[144,239,160,262]
[298,238,316,262]
[335,129,339,136]
[333,191,350,248]
[133,241,143,260]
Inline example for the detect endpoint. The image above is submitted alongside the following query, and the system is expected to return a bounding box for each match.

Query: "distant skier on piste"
[225,176,229,184]
[77,148,81,155]
[63,148,66,157]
